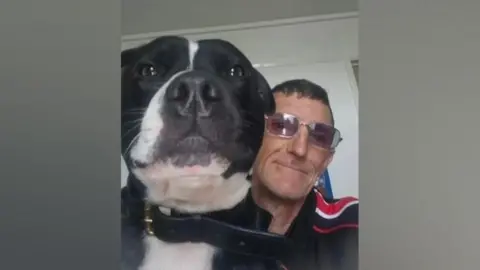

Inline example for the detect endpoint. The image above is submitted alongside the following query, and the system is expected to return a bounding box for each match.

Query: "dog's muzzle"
[155,70,241,167]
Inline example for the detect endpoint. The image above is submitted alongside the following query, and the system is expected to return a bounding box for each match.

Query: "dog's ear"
[254,69,275,115]
[121,48,138,68]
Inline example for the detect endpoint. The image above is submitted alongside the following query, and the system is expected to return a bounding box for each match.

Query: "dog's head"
[121,36,274,213]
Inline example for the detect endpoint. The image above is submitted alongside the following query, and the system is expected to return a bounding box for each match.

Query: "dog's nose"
[166,74,221,117]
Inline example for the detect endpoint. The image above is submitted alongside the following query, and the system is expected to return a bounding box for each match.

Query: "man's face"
[253,92,335,201]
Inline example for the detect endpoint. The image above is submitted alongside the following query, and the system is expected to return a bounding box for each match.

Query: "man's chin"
[268,184,310,202]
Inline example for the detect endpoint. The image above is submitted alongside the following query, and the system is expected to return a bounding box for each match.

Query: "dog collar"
[121,178,294,259]
[142,201,294,260]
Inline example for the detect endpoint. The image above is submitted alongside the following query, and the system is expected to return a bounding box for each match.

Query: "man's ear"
[254,69,275,115]
[121,48,138,68]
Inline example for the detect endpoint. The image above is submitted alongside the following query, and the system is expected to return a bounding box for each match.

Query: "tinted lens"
[266,113,299,136]
[309,123,342,149]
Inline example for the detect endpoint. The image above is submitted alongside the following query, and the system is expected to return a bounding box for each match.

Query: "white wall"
[122,12,358,66]
[122,0,358,35]
[121,13,359,197]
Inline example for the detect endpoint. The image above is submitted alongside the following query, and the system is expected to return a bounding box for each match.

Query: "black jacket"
[277,189,358,270]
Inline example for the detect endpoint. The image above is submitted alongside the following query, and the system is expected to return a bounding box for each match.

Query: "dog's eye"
[229,65,245,77]
[139,64,158,77]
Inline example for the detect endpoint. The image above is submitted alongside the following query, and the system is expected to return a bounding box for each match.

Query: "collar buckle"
[144,202,154,236]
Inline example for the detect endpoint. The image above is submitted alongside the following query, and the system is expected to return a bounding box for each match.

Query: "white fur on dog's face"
[129,40,250,213]
[129,40,201,165]
[129,71,186,165]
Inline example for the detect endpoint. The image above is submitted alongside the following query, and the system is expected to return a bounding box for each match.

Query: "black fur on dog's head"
[121,36,274,213]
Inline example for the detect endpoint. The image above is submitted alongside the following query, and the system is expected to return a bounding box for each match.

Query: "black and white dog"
[121,36,285,270]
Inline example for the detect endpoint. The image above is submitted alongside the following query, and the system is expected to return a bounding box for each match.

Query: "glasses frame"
[264,112,343,151]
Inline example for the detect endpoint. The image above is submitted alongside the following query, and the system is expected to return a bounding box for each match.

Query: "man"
[250,79,359,270]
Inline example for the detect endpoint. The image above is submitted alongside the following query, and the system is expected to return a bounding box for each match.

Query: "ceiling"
[122,0,358,35]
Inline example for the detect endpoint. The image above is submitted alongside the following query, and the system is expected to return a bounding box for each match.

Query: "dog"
[121,36,286,270]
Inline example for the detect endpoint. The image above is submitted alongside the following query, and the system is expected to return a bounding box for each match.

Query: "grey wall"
[4,0,480,270]
[122,0,358,35]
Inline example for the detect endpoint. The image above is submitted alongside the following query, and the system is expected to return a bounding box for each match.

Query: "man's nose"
[165,73,222,118]
[287,125,309,157]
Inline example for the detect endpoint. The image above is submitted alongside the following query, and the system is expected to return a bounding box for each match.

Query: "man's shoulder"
[308,190,359,270]
[311,189,359,235]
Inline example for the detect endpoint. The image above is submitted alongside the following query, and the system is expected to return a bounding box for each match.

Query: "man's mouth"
[274,160,309,175]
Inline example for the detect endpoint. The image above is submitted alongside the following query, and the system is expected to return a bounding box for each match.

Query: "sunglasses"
[264,113,343,150]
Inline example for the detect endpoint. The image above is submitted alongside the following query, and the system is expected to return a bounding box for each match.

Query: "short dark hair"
[271,79,335,126]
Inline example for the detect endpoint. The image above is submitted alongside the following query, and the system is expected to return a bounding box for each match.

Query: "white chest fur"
[140,236,217,270]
